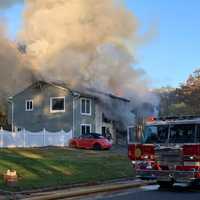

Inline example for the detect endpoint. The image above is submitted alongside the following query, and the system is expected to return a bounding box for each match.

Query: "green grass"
[0,148,134,191]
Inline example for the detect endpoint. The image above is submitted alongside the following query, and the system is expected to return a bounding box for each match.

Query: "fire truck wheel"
[157,181,174,188]
[190,179,200,188]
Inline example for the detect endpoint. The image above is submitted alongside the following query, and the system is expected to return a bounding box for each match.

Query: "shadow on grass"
[0,148,134,191]
[0,148,78,190]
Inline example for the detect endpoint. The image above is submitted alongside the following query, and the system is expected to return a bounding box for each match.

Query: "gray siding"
[73,96,97,137]
[8,82,129,142]
[8,83,100,137]
[9,84,73,132]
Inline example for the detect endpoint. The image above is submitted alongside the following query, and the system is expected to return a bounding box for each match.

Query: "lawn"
[0,148,134,191]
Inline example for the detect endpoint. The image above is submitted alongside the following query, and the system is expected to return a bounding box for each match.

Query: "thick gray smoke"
[0,24,34,115]
[19,0,152,97]
[0,0,158,125]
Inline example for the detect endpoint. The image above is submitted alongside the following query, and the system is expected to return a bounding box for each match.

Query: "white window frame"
[80,124,92,135]
[25,99,33,111]
[50,96,65,113]
[80,98,92,116]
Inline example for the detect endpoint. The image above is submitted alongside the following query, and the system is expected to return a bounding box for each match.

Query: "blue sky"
[0,4,23,39]
[125,0,200,88]
[1,1,200,88]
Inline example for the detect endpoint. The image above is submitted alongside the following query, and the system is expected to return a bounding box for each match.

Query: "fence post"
[23,129,26,148]
[0,127,3,148]
[60,129,64,147]
[43,128,46,147]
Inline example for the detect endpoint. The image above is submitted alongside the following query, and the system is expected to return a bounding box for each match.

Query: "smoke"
[0,33,25,96]
[0,23,34,114]
[20,0,150,96]
[0,0,158,125]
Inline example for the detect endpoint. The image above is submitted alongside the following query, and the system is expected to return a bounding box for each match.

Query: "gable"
[12,81,72,100]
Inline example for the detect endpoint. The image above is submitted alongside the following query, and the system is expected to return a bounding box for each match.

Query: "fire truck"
[128,116,200,187]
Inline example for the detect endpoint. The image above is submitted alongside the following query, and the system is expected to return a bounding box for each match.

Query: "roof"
[79,88,130,102]
[12,80,130,102]
[48,81,130,102]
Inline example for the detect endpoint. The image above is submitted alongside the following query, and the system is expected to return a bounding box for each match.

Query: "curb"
[22,180,155,200]
[0,177,136,195]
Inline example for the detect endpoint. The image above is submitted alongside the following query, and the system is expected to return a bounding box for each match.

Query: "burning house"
[8,81,133,144]
[1,0,158,143]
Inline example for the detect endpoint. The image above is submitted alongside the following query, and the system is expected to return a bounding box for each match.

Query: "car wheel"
[93,143,101,150]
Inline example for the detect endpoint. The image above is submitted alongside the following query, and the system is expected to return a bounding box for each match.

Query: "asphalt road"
[70,185,200,200]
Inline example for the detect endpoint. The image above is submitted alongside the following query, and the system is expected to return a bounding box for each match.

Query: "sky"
[125,0,200,88]
[0,0,200,89]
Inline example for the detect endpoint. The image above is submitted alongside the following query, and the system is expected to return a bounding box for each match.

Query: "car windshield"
[169,124,195,143]
[91,133,104,139]
[80,133,104,139]
[143,125,168,144]
[80,134,91,139]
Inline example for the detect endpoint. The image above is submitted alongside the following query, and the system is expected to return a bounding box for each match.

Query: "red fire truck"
[128,116,200,187]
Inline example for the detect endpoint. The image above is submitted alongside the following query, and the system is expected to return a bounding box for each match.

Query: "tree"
[158,68,200,116]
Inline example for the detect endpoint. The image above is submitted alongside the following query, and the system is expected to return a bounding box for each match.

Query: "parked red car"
[69,133,112,150]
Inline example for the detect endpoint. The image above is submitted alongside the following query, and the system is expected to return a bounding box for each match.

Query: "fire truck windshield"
[143,124,196,144]
[169,124,195,143]
[143,125,168,144]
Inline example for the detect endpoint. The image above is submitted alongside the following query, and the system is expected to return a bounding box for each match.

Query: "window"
[50,97,65,113]
[102,126,106,137]
[143,125,169,144]
[26,100,33,111]
[102,127,112,139]
[81,124,91,135]
[80,98,91,115]
[169,124,195,143]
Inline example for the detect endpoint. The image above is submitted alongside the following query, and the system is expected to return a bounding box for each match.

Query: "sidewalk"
[20,179,155,200]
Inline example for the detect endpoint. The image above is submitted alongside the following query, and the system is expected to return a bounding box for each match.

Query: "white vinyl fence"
[0,128,73,148]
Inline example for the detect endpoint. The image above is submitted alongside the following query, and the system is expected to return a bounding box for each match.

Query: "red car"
[69,133,112,150]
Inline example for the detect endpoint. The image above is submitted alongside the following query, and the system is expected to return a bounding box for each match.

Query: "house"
[8,81,133,144]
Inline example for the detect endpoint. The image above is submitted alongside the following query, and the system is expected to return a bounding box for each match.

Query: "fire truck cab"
[128,116,200,187]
